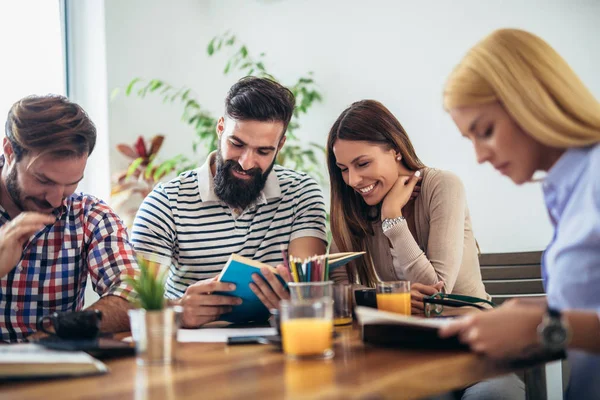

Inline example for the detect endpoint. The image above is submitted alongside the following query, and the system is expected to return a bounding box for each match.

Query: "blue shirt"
[542,143,600,400]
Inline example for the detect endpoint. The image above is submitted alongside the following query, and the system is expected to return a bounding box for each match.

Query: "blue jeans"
[430,373,525,400]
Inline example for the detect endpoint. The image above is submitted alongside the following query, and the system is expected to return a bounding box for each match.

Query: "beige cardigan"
[331,168,491,301]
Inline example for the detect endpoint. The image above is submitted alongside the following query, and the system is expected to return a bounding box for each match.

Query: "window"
[0,0,66,116]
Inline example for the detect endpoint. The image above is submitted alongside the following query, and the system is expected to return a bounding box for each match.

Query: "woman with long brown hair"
[328,100,489,309]
[327,100,524,398]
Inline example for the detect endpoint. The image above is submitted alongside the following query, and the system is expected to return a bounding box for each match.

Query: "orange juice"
[377,292,411,315]
[281,318,333,357]
[333,316,352,326]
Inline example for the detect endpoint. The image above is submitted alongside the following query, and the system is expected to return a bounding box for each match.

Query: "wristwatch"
[537,307,571,352]
[382,216,406,232]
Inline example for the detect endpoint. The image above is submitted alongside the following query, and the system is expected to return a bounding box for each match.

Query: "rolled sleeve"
[131,184,177,263]
[290,176,327,243]
[85,203,138,302]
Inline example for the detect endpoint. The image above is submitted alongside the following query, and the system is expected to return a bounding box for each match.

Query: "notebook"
[0,343,108,380]
[355,306,468,350]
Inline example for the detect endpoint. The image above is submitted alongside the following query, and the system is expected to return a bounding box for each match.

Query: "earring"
[396,155,402,161]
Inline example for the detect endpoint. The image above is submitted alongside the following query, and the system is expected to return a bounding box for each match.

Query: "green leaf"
[110,87,121,101]
[125,78,142,96]
[126,157,145,179]
[149,79,163,91]
[207,38,216,55]
[240,46,248,57]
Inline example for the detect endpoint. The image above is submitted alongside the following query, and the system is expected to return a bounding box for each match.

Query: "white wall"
[103,0,600,253]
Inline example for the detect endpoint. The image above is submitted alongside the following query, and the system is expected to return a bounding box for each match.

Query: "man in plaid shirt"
[0,95,138,342]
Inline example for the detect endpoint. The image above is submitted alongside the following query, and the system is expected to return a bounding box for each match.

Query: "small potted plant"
[110,135,188,230]
[126,256,181,365]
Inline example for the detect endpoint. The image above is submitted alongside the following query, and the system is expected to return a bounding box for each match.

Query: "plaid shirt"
[0,171,137,342]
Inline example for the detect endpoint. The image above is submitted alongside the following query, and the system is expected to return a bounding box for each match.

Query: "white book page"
[0,343,103,365]
[177,327,277,343]
[355,306,455,328]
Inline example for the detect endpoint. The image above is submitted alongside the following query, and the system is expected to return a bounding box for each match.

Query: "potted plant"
[125,256,182,365]
[110,135,189,230]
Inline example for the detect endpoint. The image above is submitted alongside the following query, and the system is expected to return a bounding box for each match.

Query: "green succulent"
[125,256,168,310]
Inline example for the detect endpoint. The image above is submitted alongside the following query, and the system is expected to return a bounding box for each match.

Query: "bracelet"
[381,216,406,233]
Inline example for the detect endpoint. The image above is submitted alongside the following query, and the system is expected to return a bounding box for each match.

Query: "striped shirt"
[131,152,327,298]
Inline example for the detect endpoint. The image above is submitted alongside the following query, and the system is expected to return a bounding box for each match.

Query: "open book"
[215,253,367,324]
[0,343,108,380]
[355,307,467,350]
[326,252,366,270]
[216,254,286,323]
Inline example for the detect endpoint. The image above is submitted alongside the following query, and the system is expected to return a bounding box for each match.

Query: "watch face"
[545,324,567,346]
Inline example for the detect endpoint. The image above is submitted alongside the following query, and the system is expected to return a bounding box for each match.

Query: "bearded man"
[131,77,326,327]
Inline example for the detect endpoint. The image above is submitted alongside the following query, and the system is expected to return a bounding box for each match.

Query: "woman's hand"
[439,300,544,359]
[410,282,444,315]
[381,171,421,220]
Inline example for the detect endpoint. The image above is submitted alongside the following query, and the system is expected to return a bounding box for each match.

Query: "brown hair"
[5,94,96,161]
[225,76,295,136]
[327,100,426,286]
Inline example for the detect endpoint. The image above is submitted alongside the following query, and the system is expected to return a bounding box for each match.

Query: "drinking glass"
[280,298,334,360]
[376,281,411,315]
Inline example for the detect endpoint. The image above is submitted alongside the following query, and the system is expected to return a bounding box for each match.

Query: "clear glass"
[333,284,353,326]
[376,281,411,315]
[280,299,334,360]
[128,306,183,365]
[288,281,333,302]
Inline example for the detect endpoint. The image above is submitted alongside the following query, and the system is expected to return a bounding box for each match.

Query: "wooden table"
[0,325,518,400]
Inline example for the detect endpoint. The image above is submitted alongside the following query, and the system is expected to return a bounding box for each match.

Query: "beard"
[6,166,54,212]
[213,150,275,210]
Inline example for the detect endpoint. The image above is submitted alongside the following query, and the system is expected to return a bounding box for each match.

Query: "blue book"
[215,254,287,323]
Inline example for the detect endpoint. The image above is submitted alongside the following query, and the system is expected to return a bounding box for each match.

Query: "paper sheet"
[0,343,102,364]
[355,306,454,328]
[177,327,277,343]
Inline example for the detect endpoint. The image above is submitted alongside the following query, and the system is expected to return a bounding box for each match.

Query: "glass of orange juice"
[376,281,411,315]
[280,299,334,360]
[333,284,353,326]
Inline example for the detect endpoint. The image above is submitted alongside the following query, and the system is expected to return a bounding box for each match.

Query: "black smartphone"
[354,288,378,308]
[226,336,270,345]
[37,336,135,359]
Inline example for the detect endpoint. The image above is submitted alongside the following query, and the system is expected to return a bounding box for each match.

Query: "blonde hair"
[444,28,600,148]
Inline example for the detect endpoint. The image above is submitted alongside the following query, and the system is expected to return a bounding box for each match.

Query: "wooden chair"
[480,251,565,400]
[480,251,545,306]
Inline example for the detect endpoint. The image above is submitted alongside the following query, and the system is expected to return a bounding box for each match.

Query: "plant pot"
[128,306,182,365]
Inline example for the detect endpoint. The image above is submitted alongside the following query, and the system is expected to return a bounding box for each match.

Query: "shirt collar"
[197,151,282,205]
[544,147,590,193]
[543,146,592,224]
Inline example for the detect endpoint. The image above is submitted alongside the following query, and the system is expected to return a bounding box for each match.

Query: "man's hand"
[250,265,292,310]
[178,278,242,328]
[410,282,444,315]
[0,212,54,278]
[439,301,544,359]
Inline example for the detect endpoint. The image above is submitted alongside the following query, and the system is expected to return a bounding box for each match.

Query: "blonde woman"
[440,28,600,399]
